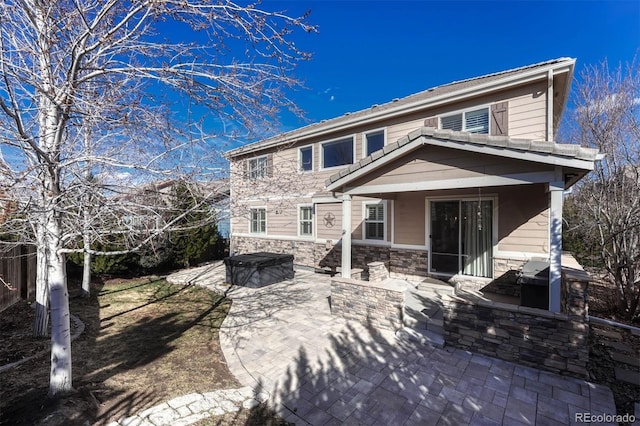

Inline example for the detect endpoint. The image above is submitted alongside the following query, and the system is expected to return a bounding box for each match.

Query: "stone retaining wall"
[330,276,404,332]
[443,260,592,378]
[589,318,640,387]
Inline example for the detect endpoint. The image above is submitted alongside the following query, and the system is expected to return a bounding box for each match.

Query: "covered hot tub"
[224,252,294,288]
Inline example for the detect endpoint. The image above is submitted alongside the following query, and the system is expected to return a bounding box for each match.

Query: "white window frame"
[425,195,499,279]
[297,204,314,238]
[298,144,314,173]
[247,155,268,180]
[362,200,387,241]
[249,207,267,234]
[439,105,490,134]
[320,135,356,170]
[362,127,386,158]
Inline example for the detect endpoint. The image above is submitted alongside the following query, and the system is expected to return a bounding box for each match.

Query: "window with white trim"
[299,205,313,236]
[440,107,489,134]
[299,146,313,171]
[247,156,268,179]
[364,130,385,156]
[364,202,385,240]
[249,208,266,234]
[322,137,354,168]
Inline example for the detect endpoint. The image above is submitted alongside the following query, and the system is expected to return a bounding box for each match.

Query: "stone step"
[403,289,443,329]
[396,326,445,348]
[426,317,444,335]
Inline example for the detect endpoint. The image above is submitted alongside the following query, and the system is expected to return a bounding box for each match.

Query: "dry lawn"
[0,276,244,425]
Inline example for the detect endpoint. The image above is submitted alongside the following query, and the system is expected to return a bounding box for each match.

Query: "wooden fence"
[0,245,36,312]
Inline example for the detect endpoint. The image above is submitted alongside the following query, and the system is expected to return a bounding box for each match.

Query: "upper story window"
[322,136,354,169]
[440,107,489,134]
[247,155,268,179]
[299,145,313,172]
[364,129,385,156]
[364,202,385,240]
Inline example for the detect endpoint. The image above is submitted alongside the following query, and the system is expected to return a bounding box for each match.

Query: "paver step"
[396,326,445,348]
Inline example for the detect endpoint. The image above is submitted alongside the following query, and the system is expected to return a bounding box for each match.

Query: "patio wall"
[330,276,404,332]
[442,256,591,378]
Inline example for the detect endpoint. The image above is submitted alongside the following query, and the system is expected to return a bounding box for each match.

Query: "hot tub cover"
[224,252,294,268]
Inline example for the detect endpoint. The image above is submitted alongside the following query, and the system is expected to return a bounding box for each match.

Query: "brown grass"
[1,277,239,425]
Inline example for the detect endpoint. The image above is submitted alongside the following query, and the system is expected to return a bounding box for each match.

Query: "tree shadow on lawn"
[0,278,231,426]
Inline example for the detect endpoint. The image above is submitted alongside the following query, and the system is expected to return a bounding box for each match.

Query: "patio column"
[549,179,563,312]
[341,194,352,278]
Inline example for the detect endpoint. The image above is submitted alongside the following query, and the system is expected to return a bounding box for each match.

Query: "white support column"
[549,176,564,312]
[341,194,352,278]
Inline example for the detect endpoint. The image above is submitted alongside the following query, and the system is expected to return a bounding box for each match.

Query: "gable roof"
[227,57,576,158]
[325,127,601,191]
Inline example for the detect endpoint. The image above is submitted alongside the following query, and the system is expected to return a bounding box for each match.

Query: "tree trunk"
[34,217,49,337]
[81,250,91,298]
[47,210,73,396]
[81,200,91,297]
[81,126,91,298]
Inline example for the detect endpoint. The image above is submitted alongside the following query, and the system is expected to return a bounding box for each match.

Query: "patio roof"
[325,127,602,192]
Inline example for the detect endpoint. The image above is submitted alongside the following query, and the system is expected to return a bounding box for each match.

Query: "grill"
[518,260,550,310]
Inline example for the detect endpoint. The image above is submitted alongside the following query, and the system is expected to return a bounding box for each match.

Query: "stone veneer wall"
[330,276,404,332]
[390,248,428,278]
[231,236,430,278]
[442,263,591,378]
[231,236,327,269]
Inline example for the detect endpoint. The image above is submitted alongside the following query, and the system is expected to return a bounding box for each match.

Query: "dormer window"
[440,107,489,134]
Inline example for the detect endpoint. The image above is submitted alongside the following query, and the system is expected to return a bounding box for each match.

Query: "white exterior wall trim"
[391,243,428,251]
[344,171,557,195]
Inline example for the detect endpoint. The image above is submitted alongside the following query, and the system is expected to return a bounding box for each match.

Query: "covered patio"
[326,126,601,313]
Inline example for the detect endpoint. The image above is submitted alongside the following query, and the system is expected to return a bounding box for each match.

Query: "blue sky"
[270,0,639,131]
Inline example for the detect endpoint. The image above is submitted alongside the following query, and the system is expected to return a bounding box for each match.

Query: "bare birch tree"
[563,58,640,321]
[0,0,314,396]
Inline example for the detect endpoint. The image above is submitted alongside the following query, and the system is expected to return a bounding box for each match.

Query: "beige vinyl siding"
[386,117,425,145]
[316,203,342,240]
[496,184,549,254]
[393,193,425,245]
[508,81,547,139]
[386,185,549,254]
[266,206,297,237]
[231,215,247,234]
[350,145,553,188]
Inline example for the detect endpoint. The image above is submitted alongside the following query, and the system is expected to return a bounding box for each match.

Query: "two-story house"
[226,58,600,312]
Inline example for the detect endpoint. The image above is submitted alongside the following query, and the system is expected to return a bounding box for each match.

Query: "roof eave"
[327,131,598,192]
[227,58,577,158]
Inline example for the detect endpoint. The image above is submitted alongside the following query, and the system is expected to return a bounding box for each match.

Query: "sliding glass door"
[430,199,493,278]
